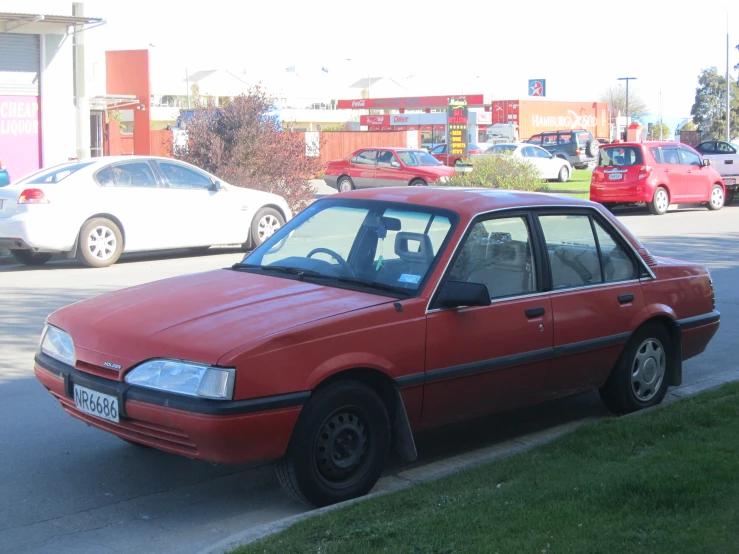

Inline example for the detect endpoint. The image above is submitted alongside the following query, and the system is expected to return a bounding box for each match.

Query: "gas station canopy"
[337,94,486,110]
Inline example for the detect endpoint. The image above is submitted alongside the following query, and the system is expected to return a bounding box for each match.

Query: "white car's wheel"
[557,165,570,183]
[76,218,123,268]
[250,207,285,249]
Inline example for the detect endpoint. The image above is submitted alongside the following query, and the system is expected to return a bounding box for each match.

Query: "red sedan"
[323,147,455,192]
[35,188,719,507]
[591,142,726,215]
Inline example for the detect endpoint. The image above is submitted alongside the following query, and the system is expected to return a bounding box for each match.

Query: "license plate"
[74,384,120,423]
[608,173,624,181]
[725,178,736,186]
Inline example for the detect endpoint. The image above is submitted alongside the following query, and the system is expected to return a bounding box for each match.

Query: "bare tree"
[600,86,649,121]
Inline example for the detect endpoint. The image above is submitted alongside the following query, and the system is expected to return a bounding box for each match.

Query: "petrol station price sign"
[447,97,468,157]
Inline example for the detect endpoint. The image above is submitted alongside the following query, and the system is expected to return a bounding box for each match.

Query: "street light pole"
[618,77,637,137]
[727,11,731,142]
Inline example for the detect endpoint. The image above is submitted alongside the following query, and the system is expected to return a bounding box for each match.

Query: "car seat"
[393,232,434,286]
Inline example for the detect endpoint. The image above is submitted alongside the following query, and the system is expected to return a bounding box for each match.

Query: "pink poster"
[0,96,41,183]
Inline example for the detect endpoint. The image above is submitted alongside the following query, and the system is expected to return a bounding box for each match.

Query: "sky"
[22,0,739,122]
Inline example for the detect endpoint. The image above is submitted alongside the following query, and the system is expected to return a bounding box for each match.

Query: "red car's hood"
[418,165,456,177]
[48,269,392,368]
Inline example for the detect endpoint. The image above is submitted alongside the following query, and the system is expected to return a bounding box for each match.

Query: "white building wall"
[41,33,77,165]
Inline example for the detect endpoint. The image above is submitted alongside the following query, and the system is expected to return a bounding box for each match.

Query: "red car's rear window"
[598,147,644,167]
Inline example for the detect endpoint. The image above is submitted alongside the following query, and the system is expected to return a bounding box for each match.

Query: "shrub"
[173,86,323,214]
[446,152,549,192]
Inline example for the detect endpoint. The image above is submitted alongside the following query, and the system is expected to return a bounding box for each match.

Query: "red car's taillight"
[638,165,652,181]
[18,189,49,204]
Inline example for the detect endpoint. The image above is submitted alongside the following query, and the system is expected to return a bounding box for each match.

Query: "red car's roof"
[335,187,595,219]
[601,141,675,148]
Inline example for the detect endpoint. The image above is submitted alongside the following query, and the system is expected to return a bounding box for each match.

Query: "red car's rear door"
[422,212,553,427]
[535,210,646,396]
[348,150,378,188]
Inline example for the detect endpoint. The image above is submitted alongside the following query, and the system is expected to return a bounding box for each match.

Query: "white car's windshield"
[239,199,457,296]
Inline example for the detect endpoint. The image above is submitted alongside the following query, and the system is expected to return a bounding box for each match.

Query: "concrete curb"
[200,372,739,554]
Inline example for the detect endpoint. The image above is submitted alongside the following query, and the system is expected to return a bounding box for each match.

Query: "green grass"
[547,168,592,193]
[235,382,739,554]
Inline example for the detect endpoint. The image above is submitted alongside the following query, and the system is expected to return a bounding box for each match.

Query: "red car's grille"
[75,360,122,380]
[53,392,198,454]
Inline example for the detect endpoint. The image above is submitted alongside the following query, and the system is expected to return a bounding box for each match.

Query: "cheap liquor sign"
[447,97,468,156]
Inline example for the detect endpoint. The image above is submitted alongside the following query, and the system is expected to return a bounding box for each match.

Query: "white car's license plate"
[608,173,624,181]
[74,384,120,423]
[725,178,736,186]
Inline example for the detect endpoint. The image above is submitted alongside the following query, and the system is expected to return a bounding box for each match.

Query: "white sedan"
[0,156,292,267]
[476,143,573,182]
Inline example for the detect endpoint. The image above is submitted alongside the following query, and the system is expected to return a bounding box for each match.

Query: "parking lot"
[1,204,738,554]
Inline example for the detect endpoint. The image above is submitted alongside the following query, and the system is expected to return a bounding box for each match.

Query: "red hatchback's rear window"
[598,147,644,167]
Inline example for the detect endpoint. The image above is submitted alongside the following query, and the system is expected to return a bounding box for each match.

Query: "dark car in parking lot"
[527,129,599,169]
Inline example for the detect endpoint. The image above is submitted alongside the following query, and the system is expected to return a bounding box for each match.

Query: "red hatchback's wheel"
[707,184,724,211]
[648,187,669,215]
[276,381,391,507]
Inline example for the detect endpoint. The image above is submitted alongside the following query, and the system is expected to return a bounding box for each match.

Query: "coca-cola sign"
[351,100,366,107]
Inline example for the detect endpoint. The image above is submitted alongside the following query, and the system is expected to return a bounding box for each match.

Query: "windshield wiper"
[231,263,323,280]
[335,276,413,296]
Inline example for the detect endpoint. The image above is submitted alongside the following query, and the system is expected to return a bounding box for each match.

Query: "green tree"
[680,120,697,132]
[600,86,649,122]
[690,67,739,140]
[647,122,670,140]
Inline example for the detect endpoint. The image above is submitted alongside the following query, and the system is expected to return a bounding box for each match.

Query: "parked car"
[527,129,599,169]
[35,188,719,507]
[694,141,739,203]
[476,143,573,182]
[0,158,9,187]
[429,143,484,166]
[0,156,292,267]
[323,148,455,192]
[591,142,726,215]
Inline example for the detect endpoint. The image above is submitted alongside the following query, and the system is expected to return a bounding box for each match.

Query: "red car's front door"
[429,144,449,166]
[535,211,646,395]
[679,145,711,202]
[422,213,553,427]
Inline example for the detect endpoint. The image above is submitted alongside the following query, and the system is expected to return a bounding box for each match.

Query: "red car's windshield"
[397,150,443,166]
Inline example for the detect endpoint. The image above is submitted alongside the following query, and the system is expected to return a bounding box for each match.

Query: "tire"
[250,207,285,248]
[10,250,53,266]
[557,165,570,183]
[648,186,669,215]
[276,381,391,507]
[599,323,672,415]
[707,184,724,211]
[726,190,735,205]
[409,179,427,187]
[338,176,354,193]
[585,139,599,158]
[188,246,211,253]
[76,218,123,268]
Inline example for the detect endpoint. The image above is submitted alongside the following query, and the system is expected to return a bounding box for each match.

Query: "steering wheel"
[306,248,354,276]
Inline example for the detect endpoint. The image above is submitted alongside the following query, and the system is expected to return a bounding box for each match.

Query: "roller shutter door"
[0,33,40,96]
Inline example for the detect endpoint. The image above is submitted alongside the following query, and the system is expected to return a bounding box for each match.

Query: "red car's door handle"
[525,307,546,318]
[618,293,635,304]
[664,169,669,173]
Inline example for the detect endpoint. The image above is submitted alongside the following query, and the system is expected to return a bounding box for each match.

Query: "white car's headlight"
[40,324,76,366]
[125,359,235,400]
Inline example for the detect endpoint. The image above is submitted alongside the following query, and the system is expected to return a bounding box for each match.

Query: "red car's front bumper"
[34,353,304,465]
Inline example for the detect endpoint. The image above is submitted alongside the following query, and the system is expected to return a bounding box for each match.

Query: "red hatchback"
[323,148,455,192]
[35,188,719,507]
[590,142,726,215]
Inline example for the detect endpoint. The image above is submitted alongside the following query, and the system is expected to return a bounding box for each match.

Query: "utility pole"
[659,90,663,140]
[618,77,637,131]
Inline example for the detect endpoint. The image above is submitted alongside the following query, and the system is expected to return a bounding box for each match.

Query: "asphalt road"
[1,201,737,553]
